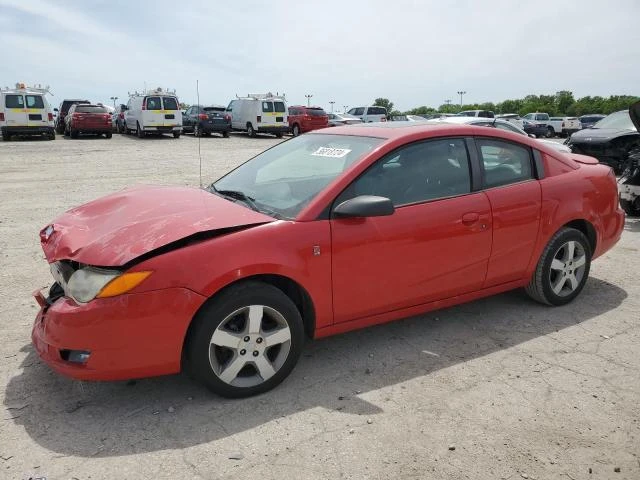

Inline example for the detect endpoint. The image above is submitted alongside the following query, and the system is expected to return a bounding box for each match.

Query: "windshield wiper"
[209,186,261,212]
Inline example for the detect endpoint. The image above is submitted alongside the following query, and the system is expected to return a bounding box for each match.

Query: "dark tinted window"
[145,96,162,110]
[353,107,365,116]
[478,110,494,118]
[163,97,178,110]
[203,106,225,112]
[306,108,326,117]
[477,139,533,188]
[75,105,108,113]
[5,95,24,108]
[25,95,45,108]
[274,102,286,113]
[367,106,387,115]
[336,138,471,207]
[262,101,274,113]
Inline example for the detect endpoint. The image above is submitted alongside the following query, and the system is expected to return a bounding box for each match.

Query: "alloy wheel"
[549,240,587,297]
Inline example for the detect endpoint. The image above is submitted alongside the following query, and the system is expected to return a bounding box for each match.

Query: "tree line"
[374,91,639,118]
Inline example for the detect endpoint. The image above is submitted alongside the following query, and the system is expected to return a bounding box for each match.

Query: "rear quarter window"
[5,95,24,108]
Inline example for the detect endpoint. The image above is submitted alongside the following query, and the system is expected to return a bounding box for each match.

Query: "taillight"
[224,114,231,121]
[141,101,146,110]
[0,112,5,121]
[381,117,387,122]
[105,114,111,122]
[48,113,53,121]
[257,115,262,123]
[199,113,207,120]
[73,113,81,119]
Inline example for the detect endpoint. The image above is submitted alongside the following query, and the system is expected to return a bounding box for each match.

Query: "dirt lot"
[1,133,639,480]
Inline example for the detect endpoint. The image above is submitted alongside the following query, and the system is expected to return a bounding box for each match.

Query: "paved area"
[1,133,638,480]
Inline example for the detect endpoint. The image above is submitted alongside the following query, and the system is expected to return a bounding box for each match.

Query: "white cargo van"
[226,93,288,138]
[1,83,55,141]
[123,87,182,138]
[347,106,387,122]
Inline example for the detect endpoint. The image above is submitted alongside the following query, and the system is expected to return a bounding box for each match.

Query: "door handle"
[462,212,480,225]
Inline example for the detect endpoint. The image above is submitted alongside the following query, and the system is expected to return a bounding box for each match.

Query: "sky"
[1,0,639,112]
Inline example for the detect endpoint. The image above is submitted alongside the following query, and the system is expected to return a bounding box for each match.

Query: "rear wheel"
[546,126,555,138]
[222,130,229,138]
[194,124,201,137]
[70,128,79,139]
[292,124,300,137]
[173,132,181,138]
[247,123,256,137]
[105,132,113,139]
[275,132,283,138]
[137,122,144,138]
[186,281,304,398]
[525,227,591,306]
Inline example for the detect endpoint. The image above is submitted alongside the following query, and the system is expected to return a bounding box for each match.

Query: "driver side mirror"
[528,133,536,138]
[333,195,395,219]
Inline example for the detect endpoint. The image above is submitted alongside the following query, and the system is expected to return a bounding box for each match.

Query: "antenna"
[197,79,202,188]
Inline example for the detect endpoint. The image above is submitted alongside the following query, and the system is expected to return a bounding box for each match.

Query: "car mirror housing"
[333,195,395,219]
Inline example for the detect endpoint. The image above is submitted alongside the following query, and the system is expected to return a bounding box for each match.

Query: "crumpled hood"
[40,185,275,266]
[570,127,637,143]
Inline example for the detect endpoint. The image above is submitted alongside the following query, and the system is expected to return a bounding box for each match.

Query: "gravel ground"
[1,133,638,480]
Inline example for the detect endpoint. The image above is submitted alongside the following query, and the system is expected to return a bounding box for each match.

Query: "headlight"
[66,267,152,304]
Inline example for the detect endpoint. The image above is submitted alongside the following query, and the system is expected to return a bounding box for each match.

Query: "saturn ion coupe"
[32,123,625,397]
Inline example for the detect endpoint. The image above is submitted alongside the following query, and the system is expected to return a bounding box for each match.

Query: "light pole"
[343,105,348,113]
[329,101,335,113]
[305,94,313,107]
[110,96,118,108]
[457,91,466,108]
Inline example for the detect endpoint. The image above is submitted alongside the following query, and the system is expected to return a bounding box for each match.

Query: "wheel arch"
[563,218,597,254]
[181,274,316,369]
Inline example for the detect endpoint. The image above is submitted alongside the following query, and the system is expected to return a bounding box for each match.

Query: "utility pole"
[329,101,335,113]
[110,96,118,108]
[343,105,348,113]
[457,91,466,108]
[305,94,313,107]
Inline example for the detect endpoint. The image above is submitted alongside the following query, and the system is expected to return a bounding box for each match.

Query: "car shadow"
[4,277,626,458]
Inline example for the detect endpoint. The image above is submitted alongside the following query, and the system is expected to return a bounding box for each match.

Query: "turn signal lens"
[97,271,152,298]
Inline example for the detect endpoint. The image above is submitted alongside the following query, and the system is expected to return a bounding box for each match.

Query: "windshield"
[592,111,636,130]
[212,134,383,219]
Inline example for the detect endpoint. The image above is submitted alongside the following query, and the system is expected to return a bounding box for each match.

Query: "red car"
[288,105,328,136]
[32,123,624,397]
[64,103,113,139]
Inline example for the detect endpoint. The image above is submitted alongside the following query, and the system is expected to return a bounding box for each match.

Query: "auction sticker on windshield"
[311,147,352,158]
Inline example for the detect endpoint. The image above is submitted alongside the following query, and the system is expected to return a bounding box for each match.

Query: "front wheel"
[525,227,591,306]
[186,281,304,398]
[247,124,256,137]
[292,124,300,137]
[137,123,144,138]
[546,127,555,138]
[173,132,181,138]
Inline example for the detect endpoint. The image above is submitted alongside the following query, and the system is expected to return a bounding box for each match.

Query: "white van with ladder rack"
[226,93,288,138]
[123,87,182,138]
[1,83,55,141]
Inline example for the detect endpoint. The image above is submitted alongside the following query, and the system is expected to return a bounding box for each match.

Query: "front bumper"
[31,287,206,381]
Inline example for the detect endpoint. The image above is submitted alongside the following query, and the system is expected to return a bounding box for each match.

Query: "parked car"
[427,116,572,153]
[1,83,55,141]
[457,110,495,118]
[579,114,606,129]
[547,117,582,137]
[112,104,127,133]
[327,113,363,127]
[347,106,387,122]
[64,103,113,139]
[496,114,524,130]
[226,93,288,138]
[288,106,328,136]
[54,99,90,134]
[565,110,639,173]
[391,115,428,122]
[182,104,231,137]
[523,119,549,138]
[523,113,553,137]
[33,123,624,398]
[123,87,182,138]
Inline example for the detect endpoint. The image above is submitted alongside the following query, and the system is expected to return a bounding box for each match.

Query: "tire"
[47,130,55,140]
[247,123,256,138]
[173,132,181,139]
[105,132,112,139]
[194,124,201,137]
[118,122,125,134]
[70,128,79,139]
[186,281,304,398]
[525,227,592,306]
[292,124,300,137]
[222,130,229,138]
[275,132,283,138]
[620,198,640,216]
[137,122,144,138]
[546,127,555,138]
[64,126,70,137]
[1,131,10,141]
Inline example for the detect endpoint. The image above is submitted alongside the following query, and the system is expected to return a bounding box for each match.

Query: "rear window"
[162,97,178,110]
[262,101,274,113]
[203,106,225,112]
[367,106,387,115]
[145,96,162,110]
[5,95,24,108]
[75,105,108,113]
[274,102,286,113]
[306,108,326,117]
[26,95,45,108]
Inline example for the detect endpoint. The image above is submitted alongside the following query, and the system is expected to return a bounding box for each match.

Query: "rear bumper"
[72,125,112,133]
[199,121,231,133]
[143,126,182,133]
[31,287,206,381]
[2,126,54,135]
[257,125,290,134]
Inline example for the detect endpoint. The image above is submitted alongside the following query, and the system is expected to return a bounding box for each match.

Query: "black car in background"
[579,114,606,129]
[182,104,231,137]
[565,110,639,174]
[54,99,90,134]
[522,120,548,138]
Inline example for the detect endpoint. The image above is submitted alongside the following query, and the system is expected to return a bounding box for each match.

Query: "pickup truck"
[522,113,581,138]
